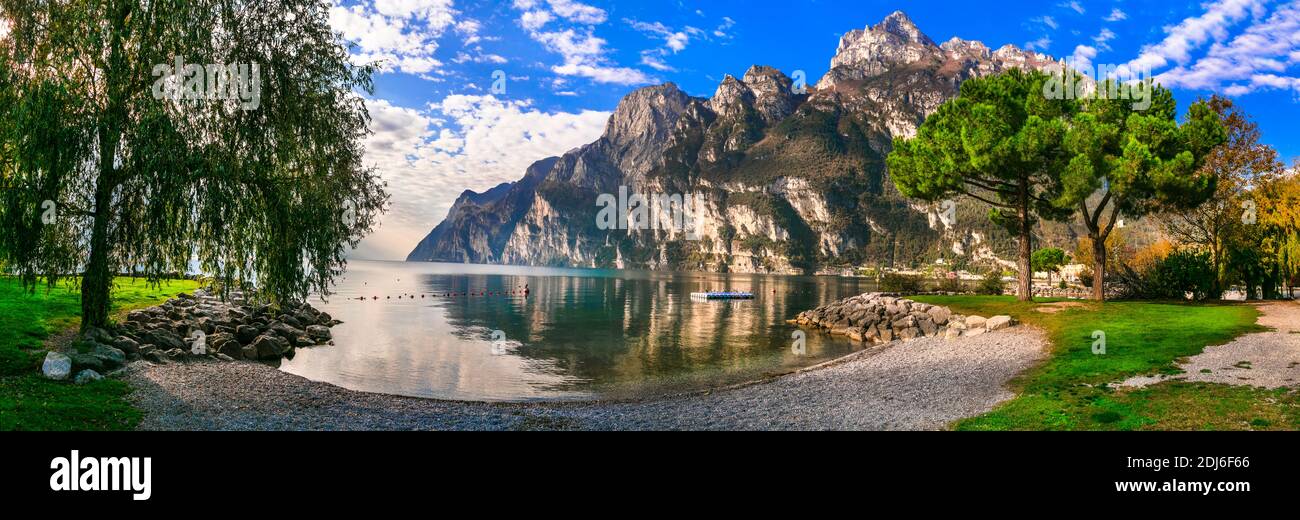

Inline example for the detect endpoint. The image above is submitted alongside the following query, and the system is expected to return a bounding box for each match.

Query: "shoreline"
[126,326,1048,431]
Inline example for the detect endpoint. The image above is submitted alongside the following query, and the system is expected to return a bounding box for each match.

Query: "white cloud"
[1105,8,1128,22]
[520,10,553,30]
[1060,1,1085,14]
[329,0,458,76]
[1152,0,1300,96]
[1071,44,1098,71]
[546,0,607,25]
[1026,36,1052,51]
[1093,28,1116,50]
[351,96,611,259]
[515,6,654,85]
[1036,16,1059,30]
[714,16,736,38]
[1116,0,1269,77]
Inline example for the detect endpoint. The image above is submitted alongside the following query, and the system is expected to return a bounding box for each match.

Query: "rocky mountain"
[407,11,1093,273]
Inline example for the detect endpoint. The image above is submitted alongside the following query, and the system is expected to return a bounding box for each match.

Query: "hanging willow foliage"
[0,0,389,328]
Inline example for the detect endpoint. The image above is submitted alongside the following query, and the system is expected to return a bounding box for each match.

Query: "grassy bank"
[0,277,199,430]
[911,295,1298,430]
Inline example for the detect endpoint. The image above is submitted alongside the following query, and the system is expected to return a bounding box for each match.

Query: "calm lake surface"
[279,260,879,402]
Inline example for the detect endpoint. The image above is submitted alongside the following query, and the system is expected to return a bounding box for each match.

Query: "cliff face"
[406,11,1070,273]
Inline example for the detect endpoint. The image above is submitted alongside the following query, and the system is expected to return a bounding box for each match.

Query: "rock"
[926,306,951,325]
[215,353,235,362]
[240,344,258,361]
[235,325,260,344]
[92,343,127,369]
[898,326,920,341]
[965,326,986,337]
[164,348,185,359]
[210,333,241,358]
[69,351,105,372]
[144,350,168,363]
[42,352,72,380]
[847,327,865,342]
[113,336,140,354]
[917,317,937,336]
[986,315,1014,331]
[943,327,962,340]
[252,335,288,360]
[143,328,186,351]
[73,369,103,385]
[965,315,988,329]
[83,326,114,344]
[878,327,894,343]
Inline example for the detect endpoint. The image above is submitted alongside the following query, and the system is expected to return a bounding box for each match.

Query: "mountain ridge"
[406,11,1083,272]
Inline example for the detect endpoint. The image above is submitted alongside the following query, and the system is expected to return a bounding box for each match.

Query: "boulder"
[210,333,241,358]
[965,315,988,329]
[113,336,140,354]
[240,344,259,361]
[898,326,920,341]
[235,325,260,344]
[306,325,331,340]
[252,335,288,360]
[92,343,127,369]
[926,306,951,325]
[74,369,103,385]
[42,352,73,380]
[83,326,114,344]
[917,317,937,336]
[986,315,1014,331]
[143,328,186,351]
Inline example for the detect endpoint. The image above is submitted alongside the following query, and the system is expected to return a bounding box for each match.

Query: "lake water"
[279,260,879,402]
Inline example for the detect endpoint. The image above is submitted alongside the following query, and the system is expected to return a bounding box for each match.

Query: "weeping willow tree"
[0,0,388,329]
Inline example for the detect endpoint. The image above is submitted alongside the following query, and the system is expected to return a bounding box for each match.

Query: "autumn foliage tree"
[1161,96,1284,298]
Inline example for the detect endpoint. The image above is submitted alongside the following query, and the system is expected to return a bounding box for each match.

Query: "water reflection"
[279,260,879,402]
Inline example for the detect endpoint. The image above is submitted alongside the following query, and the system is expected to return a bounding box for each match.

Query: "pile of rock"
[790,292,1014,345]
[42,289,339,382]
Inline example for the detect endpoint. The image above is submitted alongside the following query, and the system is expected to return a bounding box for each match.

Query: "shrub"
[937,276,963,293]
[880,273,924,294]
[1114,250,1215,300]
[977,271,1005,295]
[1078,268,1094,288]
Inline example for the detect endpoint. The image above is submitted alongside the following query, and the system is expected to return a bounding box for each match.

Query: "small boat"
[690,291,755,300]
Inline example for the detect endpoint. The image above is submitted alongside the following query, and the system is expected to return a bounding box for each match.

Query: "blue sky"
[332,0,1300,260]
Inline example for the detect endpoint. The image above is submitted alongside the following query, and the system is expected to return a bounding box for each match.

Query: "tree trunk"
[1091,235,1106,301]
[80,181,113,330]
[1017,198,1033,302]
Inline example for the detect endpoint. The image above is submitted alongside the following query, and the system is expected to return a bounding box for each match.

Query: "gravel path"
[1121,301,1300,389]
[127,327,1048,430]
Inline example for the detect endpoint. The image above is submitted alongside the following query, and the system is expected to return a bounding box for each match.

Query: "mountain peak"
[872,11,932,46]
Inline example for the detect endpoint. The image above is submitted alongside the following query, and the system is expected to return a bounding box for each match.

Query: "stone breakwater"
[790,293,1014,344]
[42,289,338,383]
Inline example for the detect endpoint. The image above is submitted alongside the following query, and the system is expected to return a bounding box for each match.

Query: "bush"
[1078,268,1094,289]
[880,273,924,294]
[1114,250,1215,300]
[977,271,1005,295]
[937,276,963,293]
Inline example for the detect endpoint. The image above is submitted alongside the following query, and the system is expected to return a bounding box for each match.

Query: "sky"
[331,0,1300,260]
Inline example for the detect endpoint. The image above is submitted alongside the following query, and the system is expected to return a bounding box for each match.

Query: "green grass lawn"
[0,277,199,431]
[911,295,1300,430]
